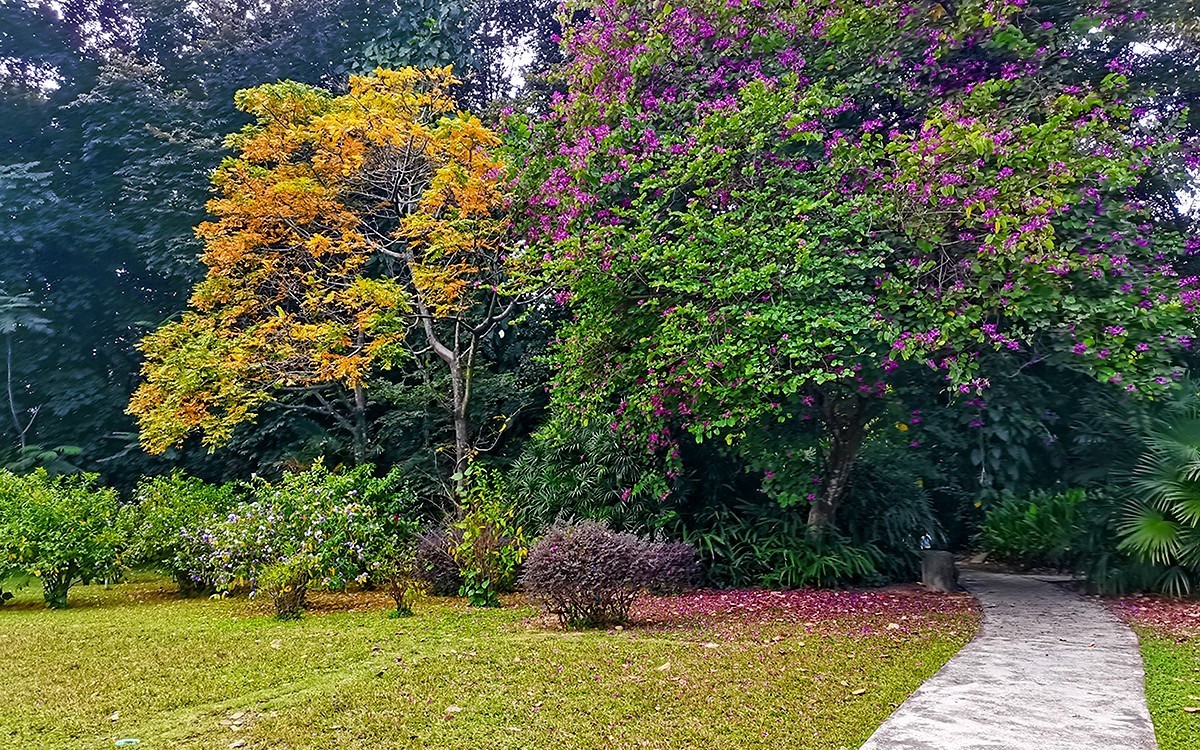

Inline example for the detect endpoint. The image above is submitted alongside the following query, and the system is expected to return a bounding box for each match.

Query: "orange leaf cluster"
[129,67,515,453]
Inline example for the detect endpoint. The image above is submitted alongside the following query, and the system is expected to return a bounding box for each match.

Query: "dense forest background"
[0,0,559,487]
[2,1,1199,590]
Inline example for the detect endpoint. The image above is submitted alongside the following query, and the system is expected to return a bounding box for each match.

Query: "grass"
[0,578,978,750]
[1138,634,1200,750]
[1110,595,1200,750]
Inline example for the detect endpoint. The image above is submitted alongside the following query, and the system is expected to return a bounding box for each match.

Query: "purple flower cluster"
[508,0,1200,455]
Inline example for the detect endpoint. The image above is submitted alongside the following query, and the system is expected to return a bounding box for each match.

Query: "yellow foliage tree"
[129,67,534,470]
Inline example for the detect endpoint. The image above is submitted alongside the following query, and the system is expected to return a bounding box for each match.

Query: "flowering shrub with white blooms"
[197,460,415,601]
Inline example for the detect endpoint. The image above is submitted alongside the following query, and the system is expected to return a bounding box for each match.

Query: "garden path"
[858,569,1157,750]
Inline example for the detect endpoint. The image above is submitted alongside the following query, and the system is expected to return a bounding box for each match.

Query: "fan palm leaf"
[1121,411,1200,586]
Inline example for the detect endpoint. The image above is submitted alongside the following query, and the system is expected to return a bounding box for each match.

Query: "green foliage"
[374,539,425,618]
[681,497,882,589]
[451,467,526,607]
[0,469,125,608]
[1,445,82,475]
[839,444,941,579]
[123,472,241,594]
[367,499,424,617]
[511,0,1199,550]
[0,0,558,485]
[202,461,413,595]
[256,558,310,620]
[1074,490,1169,596]
[511,421,674,532]
[1119,414,1200,596]
[979,488,1091,570]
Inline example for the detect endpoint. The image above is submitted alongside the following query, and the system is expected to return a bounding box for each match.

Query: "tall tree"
[0,289,51,451]
[0,0,559,480]
[129,68,538,482]
[517,0,1200,532]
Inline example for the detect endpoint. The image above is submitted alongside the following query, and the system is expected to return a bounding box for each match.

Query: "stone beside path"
[859,569,1158,750]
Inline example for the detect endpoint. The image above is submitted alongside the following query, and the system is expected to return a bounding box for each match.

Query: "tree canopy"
[513,0,1200,527]
[0,0,557,480]
[130,67,536,479]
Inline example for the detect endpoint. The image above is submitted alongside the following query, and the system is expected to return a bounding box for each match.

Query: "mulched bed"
[1109,594,1200,639]
[630,586,980,640]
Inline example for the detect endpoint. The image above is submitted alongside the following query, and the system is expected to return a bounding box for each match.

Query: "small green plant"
[256,558,309,620]
[366,509,424,617]
[451,467,526,607]
[374,541,425,618]
[0,469,126,608]
[979,488,1090,570]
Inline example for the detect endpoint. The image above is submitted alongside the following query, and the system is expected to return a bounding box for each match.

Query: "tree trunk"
[449,360,470,487]
[351,382,368,466]
[806,395,868,535]
[6,334,25,450]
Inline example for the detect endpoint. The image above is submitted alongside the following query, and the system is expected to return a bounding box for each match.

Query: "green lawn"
[1138,633,1200,750]
[1112,596,1200,750]
[0,579,977,750]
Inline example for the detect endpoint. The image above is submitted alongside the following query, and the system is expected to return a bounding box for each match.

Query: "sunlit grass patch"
[1112,595,1200,750]
[0,579,977,750]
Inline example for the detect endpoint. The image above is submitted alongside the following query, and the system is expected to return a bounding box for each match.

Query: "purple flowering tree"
[511,0,1200,533]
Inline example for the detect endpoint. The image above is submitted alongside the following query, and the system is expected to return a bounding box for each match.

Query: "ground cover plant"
[0,576,977,750]
[1110,595,1200,750]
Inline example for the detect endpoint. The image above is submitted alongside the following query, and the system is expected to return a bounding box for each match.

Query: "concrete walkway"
[859,569,1157,750]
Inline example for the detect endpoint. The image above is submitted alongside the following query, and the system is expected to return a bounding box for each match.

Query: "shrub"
[372,538,426,617]
[451,468,526,607]
[839,444,942,580]
[643,539,697,595]
[124,472,240,594]
[1118,415,1200,596]
[201,461,393,605]
[257,558,309,620]
[0,469,126,608]
[414,528,462,596]
[363,501,424,617]
[510,423,675,532]
[521,520,696,629]
[979,488,1090,570]
[1075,490,1171,596]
